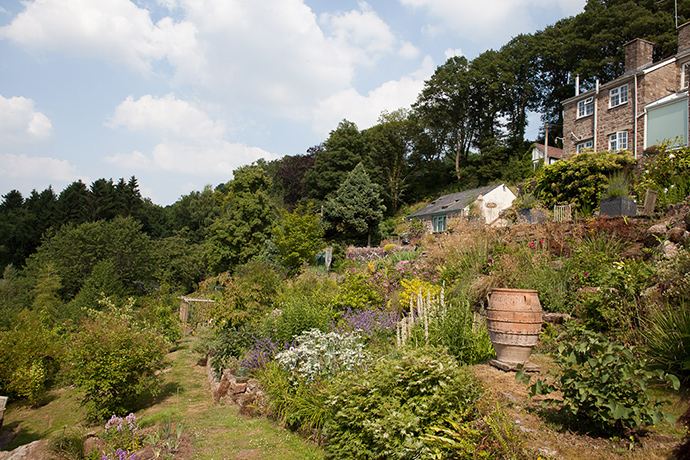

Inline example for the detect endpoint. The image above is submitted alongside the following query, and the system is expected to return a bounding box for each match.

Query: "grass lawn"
[1,336,324,460]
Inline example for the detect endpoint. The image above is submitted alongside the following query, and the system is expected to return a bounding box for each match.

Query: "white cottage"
[407,184,516,233]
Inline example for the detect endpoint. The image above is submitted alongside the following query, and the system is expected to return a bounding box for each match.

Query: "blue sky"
[0,0,586,206]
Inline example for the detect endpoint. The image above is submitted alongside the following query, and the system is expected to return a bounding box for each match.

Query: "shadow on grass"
[0,421,42,451]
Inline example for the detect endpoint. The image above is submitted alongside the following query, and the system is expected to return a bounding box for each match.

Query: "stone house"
[562,22,690,159]
[531,143,566,169]
[407,184,516,233]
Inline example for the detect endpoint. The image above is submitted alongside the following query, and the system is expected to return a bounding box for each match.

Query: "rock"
[668,227,688,243]
[543,312,572,324]
[685,213,690,231]
[663,240,679,259]
[550,260,564,271]
[0,440,49,460]
[232,382,248,394]
[645,223,668,247]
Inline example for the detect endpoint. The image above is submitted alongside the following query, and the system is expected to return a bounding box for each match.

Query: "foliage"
[605,171,630,198]
[137,284,183,345]
[325,347,482,459]
[427,297,495,365]
[273,203,324,271]
[275,329,367,383]
[209,323,259,376]
[517,327,679,436]
[636,143,690,208]
[322,162,386,245]
[205,163,277,273]
[201,260,282,329]
[333,307,399,347]
[103,413,142,454]
[263,294,336,345]
[641,300,690,385]
[0,310,62,404]
[534,150,636,210]
[654,246,690,303]
[255,361,330,438]
[24,216,153,303]
[333,271,385,310]
[69,307,168,420]
[398,277,442,311]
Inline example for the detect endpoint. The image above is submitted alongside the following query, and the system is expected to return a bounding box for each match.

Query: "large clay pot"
[486,288,543,365]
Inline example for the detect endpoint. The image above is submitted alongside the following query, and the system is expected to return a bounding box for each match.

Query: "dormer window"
[609,84,629,108]
[578,97,593,118]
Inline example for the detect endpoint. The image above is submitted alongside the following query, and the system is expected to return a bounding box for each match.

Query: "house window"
[578,97,593,118]
[432,215,446,233]
[576,140,593,153]
[608,131,628,151]
[683,63,690,89]
[609,84,629,108]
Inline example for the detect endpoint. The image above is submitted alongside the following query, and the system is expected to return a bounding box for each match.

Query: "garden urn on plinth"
[486,288,542,369]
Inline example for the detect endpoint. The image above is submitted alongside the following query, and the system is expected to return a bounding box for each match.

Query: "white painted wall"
[477,184,516,225]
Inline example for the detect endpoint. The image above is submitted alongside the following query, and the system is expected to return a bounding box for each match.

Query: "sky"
[0,0,587,206]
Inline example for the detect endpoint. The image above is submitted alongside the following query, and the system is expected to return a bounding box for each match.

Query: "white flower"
[669,154,675,159]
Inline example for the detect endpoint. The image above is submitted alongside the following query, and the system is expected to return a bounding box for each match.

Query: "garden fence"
[553,203,573,222]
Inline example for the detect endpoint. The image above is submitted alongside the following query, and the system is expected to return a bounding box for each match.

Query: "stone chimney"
[679,21,690,54]
[624,39,654,72]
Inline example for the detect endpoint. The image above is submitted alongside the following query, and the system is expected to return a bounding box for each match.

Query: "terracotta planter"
[486,288,543,365]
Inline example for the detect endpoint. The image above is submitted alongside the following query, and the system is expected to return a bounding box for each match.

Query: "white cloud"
[0,153,78,181]
[400,0,586,46]
[107,94,225,140]
[313,56,436,135]
[105,94,278,175]
[444,48,464,59]
[0,0,199,75]
[0,95,52,144]
[399,41,421,59]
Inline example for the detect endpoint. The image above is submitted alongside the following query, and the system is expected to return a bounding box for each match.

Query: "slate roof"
[407,184,504,219]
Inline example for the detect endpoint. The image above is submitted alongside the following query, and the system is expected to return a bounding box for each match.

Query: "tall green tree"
[414,56,476,180]
[206,164,276,273]
[304,120,371,201]
[323,163,386,246]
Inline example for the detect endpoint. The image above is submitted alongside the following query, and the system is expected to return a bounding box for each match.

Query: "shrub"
[255,361,330,438]
[517,327,679,436]
[275,329,367,383]
[534,150,636,210]
[0,310,62,404]
[427,297,494,365]
[263,295,336,344]
[69,309,168,420]
[333,272,385,310]
[325,347,482,459]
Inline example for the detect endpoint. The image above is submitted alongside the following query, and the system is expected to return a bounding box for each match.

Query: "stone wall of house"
[595,78,635,153]
[563,97,593,156]
[637,61,680,151]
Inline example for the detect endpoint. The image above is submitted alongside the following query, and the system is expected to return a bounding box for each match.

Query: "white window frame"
[683,63,690,89]
[608,131,628,151]
[577,97,594,118]
[576,140,594,153]
[609,84,629,108]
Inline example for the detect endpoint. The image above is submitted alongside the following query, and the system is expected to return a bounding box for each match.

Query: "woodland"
[1,1,690,459]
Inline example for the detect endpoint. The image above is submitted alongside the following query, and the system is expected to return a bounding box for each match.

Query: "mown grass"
[1,336,324,459]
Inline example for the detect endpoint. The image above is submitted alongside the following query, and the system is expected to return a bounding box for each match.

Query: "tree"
[304,120,371,201]
[414,56,476,179]
[323,163,386,246]
[273,203,324,271]
[168,185,222,244]
[206,164,276,273]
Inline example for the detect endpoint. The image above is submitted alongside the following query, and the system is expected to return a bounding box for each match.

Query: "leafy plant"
[325,347,482,459]
[275,329,367,383]
[69,309,167,420]
[517,328,679,435]
[605,171,630,198]
[641,300,690,385]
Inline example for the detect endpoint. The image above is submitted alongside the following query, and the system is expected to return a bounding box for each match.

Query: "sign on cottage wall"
[486,202,497,208]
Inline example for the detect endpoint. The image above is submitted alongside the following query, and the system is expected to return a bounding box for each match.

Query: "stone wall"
[207,361,265,416]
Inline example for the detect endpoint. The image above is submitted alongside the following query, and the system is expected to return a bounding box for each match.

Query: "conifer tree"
[323,163,386,246]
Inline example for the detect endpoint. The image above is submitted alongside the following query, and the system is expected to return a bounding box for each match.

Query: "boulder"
[645,223,668,247]
[668,227,688,244]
